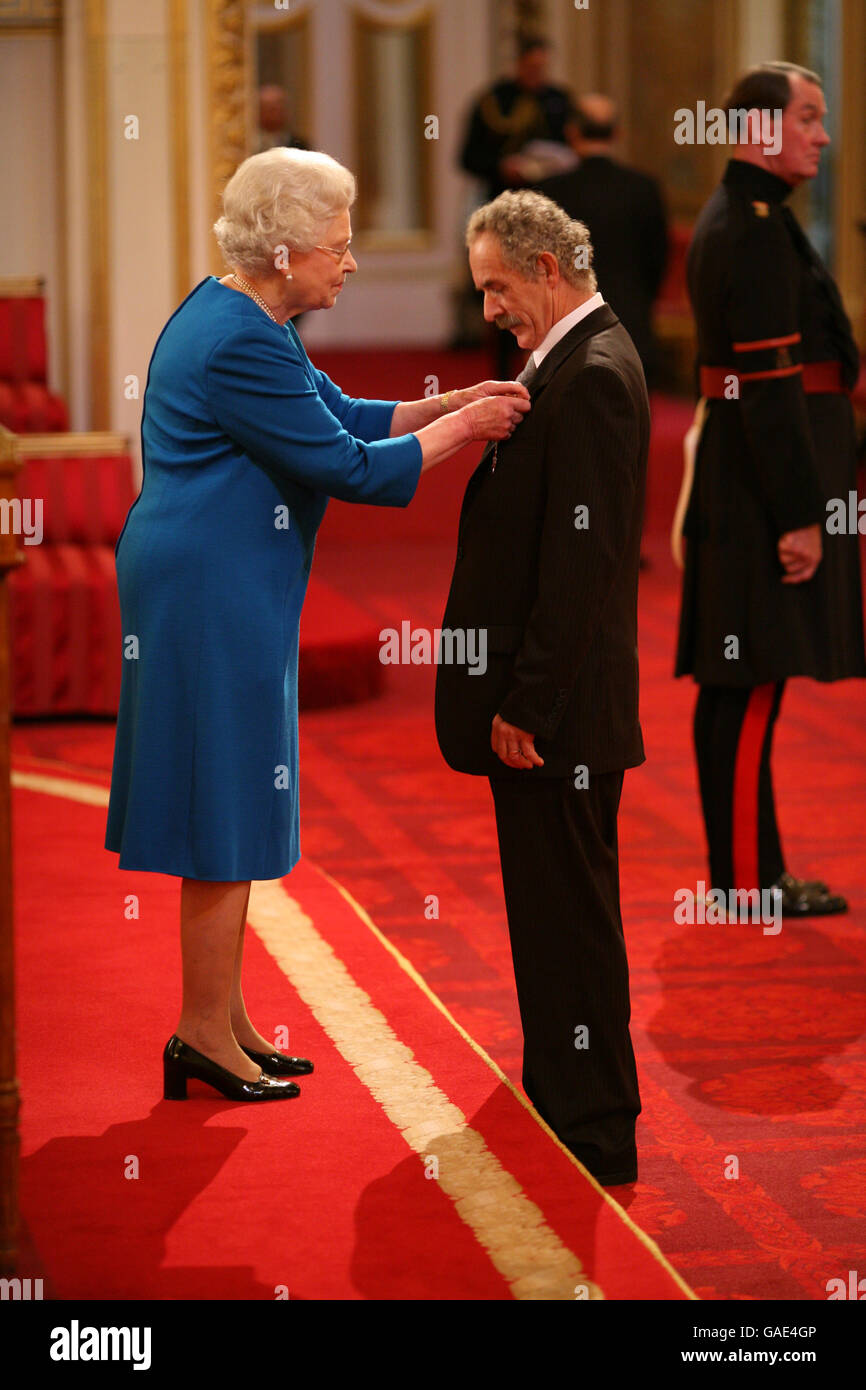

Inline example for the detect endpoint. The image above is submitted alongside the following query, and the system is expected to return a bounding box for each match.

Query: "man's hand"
[778,523,822,584]
[491,714,544,769]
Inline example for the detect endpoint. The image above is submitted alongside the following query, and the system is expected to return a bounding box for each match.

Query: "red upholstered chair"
[0,278,69,433]
[8,431,136,716]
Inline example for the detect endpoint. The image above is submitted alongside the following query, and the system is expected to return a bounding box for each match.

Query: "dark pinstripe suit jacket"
[434,303,650,779]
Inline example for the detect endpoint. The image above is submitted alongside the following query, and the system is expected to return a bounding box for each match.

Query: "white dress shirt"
[531,292,605,369]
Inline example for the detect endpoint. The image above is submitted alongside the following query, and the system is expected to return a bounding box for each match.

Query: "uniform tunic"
[105,276,422,880]
[460,79,576,198]
[675,159,865,687]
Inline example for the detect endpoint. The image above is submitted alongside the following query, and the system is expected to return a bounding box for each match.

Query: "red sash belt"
[700,360,845,397]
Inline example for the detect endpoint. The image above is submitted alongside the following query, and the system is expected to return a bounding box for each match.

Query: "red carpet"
[12,763,688,1300]
[298,578,385,709]
[11,354,866,1300]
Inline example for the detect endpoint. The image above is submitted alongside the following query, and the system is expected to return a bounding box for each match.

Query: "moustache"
[495,313,523,330]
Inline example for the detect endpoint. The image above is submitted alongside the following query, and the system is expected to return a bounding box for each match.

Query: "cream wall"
[738,0,784,67]
[0,32,64,395]
[63,0,91,431]
[299,0,491,350]
[105,0,175,451]
[62,0,200,446]
[57,0,498,455]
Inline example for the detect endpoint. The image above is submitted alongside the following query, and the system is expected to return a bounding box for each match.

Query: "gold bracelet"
[440,391,453,414]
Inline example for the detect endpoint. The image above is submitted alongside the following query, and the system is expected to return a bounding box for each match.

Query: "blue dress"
[104,276,422,880]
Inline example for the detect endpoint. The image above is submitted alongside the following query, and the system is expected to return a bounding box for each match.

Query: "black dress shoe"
[780,871,829,894]
[594,1167,638,1188]
[163,1035,301,1101]
[241,1045,314,1077]
[772,872,847,917]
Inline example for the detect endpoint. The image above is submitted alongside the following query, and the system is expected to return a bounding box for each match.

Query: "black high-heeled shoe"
[241,1045,314,1077]
[163,1035,301,1101]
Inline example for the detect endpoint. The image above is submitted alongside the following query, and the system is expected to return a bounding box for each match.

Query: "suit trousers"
[488,771,641,1185]
[693,682,786,893]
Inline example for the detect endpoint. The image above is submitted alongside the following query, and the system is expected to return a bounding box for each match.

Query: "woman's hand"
[460,391,531,442]
[391,379,529,438]
[447,379,531,411]
[412,383,529,472]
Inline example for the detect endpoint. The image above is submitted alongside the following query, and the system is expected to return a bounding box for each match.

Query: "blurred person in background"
[536,94,669,385]
[458,36,577,373]
[255,84,308,153]
[460,36,577,198]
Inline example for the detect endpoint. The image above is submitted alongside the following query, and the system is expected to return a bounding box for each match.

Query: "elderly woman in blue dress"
[105,148,529,1103]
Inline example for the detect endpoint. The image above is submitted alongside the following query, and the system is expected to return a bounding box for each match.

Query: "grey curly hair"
[213,147,356,276]
[466,189,597,293]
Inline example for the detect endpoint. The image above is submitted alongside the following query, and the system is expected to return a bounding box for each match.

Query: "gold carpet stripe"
[247,878,600,1300]
[12,770,110,807]
[314,860,699,1302]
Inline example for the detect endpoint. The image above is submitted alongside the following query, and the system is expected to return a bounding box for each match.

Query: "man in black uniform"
[676,62,865,915]
[536,94,669,382]
[459,37,576,199]
[459,37,576,376]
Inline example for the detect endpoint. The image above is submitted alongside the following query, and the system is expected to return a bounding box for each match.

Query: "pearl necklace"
[230,273,279,323]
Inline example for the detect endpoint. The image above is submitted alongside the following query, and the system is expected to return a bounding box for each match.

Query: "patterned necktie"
[515,354,539,389]
[492,354,538,472]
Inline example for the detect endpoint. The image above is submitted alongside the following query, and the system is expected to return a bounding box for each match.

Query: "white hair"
[213,147,356,275]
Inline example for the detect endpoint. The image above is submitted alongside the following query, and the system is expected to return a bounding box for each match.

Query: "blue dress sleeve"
[284,320,400,444]
[309,365,399,445]
[205,319,422,506]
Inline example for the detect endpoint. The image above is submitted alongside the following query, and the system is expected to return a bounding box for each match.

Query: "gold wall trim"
[0,23,57,36]
[0,0,60,25]
[352,4,434,250]
[170,0,191,303]
[614,0,738,222]
[207,0,248,276]
[247,3,313,151]
[15,431,129,458]
[85,0,109,430]
[0,425,21,464]
[838,0,865,340]
[54,19,68,407]
[0,277,45,296]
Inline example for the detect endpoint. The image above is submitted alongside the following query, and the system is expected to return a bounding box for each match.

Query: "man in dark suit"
[536,95,668,382]
[435,190,650,1187]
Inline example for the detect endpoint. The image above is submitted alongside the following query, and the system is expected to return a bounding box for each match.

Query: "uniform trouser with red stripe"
[693,682,786,893]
